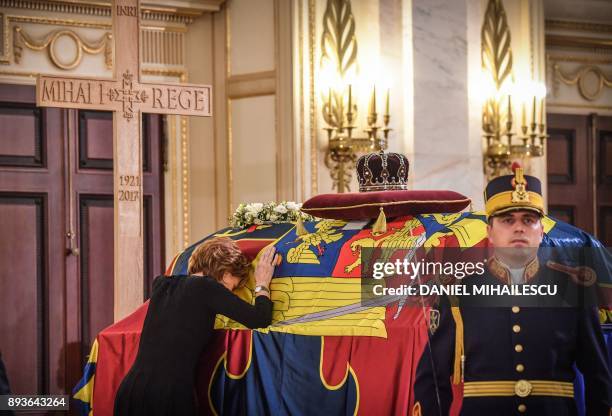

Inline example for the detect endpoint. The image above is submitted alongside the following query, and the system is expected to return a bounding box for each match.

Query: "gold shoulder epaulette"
[546,260,596,287]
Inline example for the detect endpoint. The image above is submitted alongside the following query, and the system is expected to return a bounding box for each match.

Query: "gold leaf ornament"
[481,0,513,91]
[480,0,514,134]
[320,0,358,128]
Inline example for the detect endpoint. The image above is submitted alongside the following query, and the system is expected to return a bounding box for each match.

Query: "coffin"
[72,212,612,416]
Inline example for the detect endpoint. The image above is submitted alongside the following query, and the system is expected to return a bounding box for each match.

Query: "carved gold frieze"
[552,63,612,101]
[1,14,187,71]
[0,0,222,24]
[13,25,112,69]
[545,19,612,35]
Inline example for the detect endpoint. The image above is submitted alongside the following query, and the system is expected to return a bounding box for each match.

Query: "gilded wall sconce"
[481,0,547,179]
[320,0,393,193]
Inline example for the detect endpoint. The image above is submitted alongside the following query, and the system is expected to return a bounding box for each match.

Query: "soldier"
[412,168,612,415]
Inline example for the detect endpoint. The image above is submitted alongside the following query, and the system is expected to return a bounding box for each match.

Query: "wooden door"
[0,84,165,405]
[0,84,65,399]
[596,116,612,246]
[547,113,612,246]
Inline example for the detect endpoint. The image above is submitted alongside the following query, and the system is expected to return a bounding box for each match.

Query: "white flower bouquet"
[229,201,317,228]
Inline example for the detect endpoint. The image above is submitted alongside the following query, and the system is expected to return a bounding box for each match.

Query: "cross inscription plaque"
[36,0,212,320]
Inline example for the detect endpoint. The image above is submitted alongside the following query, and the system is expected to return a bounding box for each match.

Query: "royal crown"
[356,151,409,192]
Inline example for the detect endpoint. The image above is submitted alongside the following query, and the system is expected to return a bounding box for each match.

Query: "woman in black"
[114,237,278,416]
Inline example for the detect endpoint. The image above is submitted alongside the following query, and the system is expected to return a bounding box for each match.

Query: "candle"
[369,85,377,115]
[348,84,352,111]
[507,95,512,123]
[521,102,526,127]
[539,98,544,125]
[327,87,332,116]
[385,88,390,116]
[532,96,536,125]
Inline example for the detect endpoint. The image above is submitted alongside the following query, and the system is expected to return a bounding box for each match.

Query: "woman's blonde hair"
[187,237,250,283]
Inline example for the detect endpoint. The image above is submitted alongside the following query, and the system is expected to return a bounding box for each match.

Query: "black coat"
[114,275,272,416]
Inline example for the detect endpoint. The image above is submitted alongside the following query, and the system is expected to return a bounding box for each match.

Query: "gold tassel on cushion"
[372,207,387,235]
[295,215,308,236]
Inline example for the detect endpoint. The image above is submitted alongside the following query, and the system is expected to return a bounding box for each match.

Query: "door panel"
[0,195,46,394]
[546,113,612,246]
[596,117,612,246]
[0,85,64,400]
[547,114,592,233]
[0,84,165,406]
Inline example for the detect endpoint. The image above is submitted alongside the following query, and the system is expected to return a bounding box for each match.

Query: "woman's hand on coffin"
[254,245,278,289]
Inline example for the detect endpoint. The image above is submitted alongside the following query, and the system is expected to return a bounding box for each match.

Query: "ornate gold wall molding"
[546,34,612,53]
[308,0,317,196]
[552,63,612,101]
[180,114,190,248]
[13,25,112,69]
[141,27,185,66]
[545,19,612,35]
[0,0,222,24]
[8,15,109,29]
[547,102,612,111]
[227,70,276,99]
[2,14,187,70]
[141,67,186,78]
[548,54,612,66]
[298,0,305,201]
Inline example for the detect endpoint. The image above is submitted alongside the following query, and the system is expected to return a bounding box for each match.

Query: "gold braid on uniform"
[450,306,464,384]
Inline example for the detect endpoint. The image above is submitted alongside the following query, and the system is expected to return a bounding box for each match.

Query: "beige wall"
[196,0,295,242]
[1,0,584,261]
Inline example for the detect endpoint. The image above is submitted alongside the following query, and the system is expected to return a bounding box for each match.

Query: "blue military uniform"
[412,169,612,415]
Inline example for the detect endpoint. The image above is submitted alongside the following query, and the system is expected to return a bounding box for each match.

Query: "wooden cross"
[36,0,212,321]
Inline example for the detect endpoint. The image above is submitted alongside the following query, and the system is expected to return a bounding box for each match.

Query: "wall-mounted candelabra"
[318,0,393,193]
[323,85,392,193]
[483,92,548,179]
[481,0,547,179]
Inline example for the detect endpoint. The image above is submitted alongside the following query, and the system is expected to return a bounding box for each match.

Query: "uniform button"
[515,344,524,352]
[518,404,527,413]
[512,306,520,313]
[516,364,525,372]
[513,324,521,333]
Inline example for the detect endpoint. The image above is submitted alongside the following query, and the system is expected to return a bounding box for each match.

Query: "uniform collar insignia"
[489,256,540,284]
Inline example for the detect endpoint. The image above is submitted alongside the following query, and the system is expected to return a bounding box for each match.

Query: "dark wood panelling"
[547,128,575,184]
[79,196,114,361]
[0,103,44,168]
[599,129,612,185]
[600,206,612,247]
[596,117,612,246]
[0,194,46,394]
[548,205,575,226]
[78,110,113,170]
[0,84,165,403]
[142,116,152,173]
[547,114,592,234]
[78,110,154,171]
[144,195,152,299]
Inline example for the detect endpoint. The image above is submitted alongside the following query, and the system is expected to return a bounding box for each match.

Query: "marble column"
[410,0,484,208]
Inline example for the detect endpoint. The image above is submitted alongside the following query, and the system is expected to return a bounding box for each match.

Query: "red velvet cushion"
[301,190,471,220]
